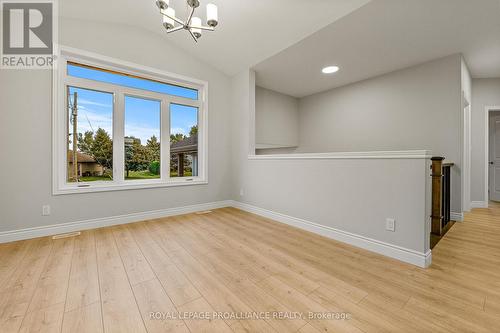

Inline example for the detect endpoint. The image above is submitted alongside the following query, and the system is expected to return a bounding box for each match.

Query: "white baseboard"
[0,201,232,244]
[0,199,432,268]
[451,212,464,222]
[471,201,488,209]
[231,201,432,268]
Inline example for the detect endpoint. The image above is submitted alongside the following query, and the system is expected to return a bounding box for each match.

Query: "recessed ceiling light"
[322,66,339,74]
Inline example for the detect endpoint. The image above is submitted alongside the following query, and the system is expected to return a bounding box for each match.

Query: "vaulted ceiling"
[60,0,500,98]
[59,0,371,76]
[253,0,500,97]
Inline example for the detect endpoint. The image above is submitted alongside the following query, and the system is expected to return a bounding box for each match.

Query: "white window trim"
[52,46,209,195]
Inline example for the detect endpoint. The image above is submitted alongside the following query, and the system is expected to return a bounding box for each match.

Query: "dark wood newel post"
[431,157,445,236]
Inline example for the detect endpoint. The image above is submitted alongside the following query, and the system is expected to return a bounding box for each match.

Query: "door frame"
[462,97,471,212]
[484,106,500,204]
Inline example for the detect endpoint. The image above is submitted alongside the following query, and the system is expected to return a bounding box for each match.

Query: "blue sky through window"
[125,96,160,144]
[68,86,113,138]
[68,63,198,100]
[171,104,198,138]
[68,63,199,145]
[69,91,198,146]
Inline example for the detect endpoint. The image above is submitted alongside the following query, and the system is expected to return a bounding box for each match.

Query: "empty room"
[1,0,500,332]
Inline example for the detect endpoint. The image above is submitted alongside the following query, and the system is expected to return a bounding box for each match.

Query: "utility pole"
[72,92,78,182]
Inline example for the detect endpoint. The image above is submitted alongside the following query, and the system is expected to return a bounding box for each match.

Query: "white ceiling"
[59,0,371,76]
[254,0,500,98]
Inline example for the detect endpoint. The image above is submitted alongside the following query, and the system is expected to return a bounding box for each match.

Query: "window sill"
[53,179,208,195]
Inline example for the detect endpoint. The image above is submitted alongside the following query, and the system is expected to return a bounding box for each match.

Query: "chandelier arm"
[166,26,184,33]
[188,29,199,42]
[189,25,215,31]
[159,9,185,25]
[186,6,195,25]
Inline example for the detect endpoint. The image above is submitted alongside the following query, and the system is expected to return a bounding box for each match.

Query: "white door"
[489,115,500,201]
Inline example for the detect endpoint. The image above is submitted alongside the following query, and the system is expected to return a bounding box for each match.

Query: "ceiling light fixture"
[155,0,219,43]
[322,66,340,74]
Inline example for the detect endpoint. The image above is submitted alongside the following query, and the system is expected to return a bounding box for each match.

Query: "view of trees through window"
[66,63,201,184]
[170,104,199,178]
[124,96,161,180]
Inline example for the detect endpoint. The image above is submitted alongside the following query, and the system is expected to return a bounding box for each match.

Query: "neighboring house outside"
[67,151,104,179]
[170,134,198,177]
[67,134,197,180]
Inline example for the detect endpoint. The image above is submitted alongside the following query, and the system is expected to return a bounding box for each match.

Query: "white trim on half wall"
[249,150,432,160]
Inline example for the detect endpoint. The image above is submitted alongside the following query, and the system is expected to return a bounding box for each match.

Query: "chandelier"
[155,0,219,43]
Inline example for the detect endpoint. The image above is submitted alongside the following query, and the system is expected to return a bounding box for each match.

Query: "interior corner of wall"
[248,69,256,155]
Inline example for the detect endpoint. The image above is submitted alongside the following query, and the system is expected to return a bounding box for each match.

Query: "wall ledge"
[249,150,433,160]
[255,143,298,149]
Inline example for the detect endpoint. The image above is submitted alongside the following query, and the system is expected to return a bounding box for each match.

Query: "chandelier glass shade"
[155,0,218,42]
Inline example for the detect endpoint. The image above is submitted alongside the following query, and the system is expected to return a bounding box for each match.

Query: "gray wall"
[232,70,430,254]
[255,86,299,149]
[471,79,500,202]
[0,12,470,260]
[297,55,461,154]
[296,55,463,212]
[0,18,232,232]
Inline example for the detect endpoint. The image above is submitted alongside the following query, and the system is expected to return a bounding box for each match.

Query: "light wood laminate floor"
[1,205,500,332]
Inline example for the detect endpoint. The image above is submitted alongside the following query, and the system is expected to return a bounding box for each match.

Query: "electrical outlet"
[240,188,244,197]
[42,205,51,216]
[386,218,395,232]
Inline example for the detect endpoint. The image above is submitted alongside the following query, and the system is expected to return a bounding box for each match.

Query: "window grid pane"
[170,103,199,178]
[67,86,114,182]
[67,63,198,100]
[124,96,161,181]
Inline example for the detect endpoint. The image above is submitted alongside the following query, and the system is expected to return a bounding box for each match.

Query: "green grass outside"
[125,170,160,180]
[72,170,193,182]
[170,171,193,177]
[79,176,113,182]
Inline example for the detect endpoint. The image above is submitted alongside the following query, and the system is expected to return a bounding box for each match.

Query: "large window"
[54,48,207,194]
